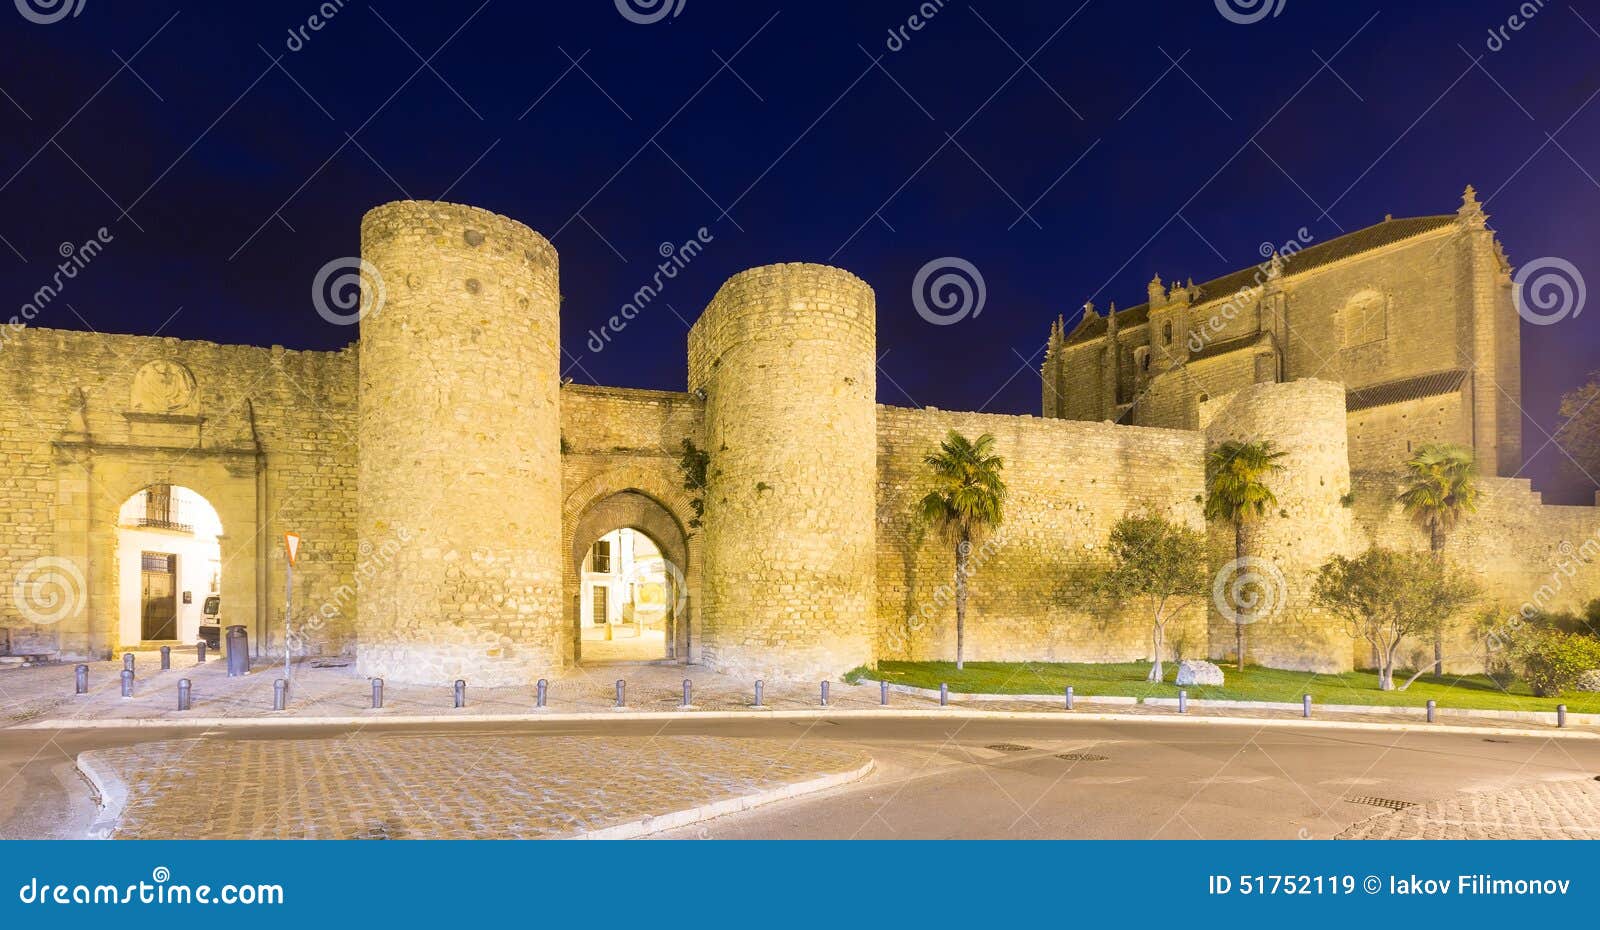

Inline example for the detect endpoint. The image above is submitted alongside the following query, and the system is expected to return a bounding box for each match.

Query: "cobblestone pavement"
[85,734,870,839]
[0,652,1584,732]
[1337,777,1600,839]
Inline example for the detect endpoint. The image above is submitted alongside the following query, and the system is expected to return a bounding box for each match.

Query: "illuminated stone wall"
[356,201,563,686]
[876,406,1209,665]
[687,263,877,680]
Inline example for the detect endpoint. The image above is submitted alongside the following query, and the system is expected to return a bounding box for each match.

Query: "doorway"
[116,484,223,647]
[140,552,178,640]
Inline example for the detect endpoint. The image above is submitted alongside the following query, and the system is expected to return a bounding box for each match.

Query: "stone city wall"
[559,383,705,663]
[875,405,1208,666]
[1352,472,1600,672]
[688,263,877,681]
[1202,379,1360,673]
[356,201,563,686]
[0,325,357,659]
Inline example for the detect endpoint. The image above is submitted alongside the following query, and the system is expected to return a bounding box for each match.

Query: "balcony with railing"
[125,486,195,534]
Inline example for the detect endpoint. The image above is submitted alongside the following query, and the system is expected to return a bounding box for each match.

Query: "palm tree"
[1204,439,1287,670]
[1399,443,1479,675]
[919,431,1007,670]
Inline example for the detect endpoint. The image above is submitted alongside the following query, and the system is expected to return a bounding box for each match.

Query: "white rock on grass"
[1574,670,1600,693]
[1175,659,1225,687]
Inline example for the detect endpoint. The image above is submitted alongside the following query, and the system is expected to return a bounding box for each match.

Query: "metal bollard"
[682,679,693,708]
[123,653,134,673]
[273,678,288,711]
[177,679,191,711]
[371,678,384,709]
[454,679,466,709]
[536,678,547,709]
[197,640,207,663]
[1558,704,1568,729]
[160,645,171,670]
[1425,699,1436,723]
[74,664,88,695]
[754,680,764,707]
[939,683,949,707]
[820,681,830,707]
[881,680,889,706]
[120,669,134,698]
[1303,694,1312,719]
[615,679,626,708]
[1065,686,1074,710]
[1178,689,1188,714]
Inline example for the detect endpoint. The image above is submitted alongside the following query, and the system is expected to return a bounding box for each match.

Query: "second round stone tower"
[688,263,878,680]
[356,201,564,685]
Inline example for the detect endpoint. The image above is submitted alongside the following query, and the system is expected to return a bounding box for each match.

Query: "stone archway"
[562,466,699,665]
[48,447,261,659]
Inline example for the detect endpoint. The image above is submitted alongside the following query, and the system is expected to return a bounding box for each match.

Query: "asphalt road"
[2,717,1596,839]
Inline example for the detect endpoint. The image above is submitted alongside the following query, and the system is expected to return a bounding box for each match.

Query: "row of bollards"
[65,666,1585,729]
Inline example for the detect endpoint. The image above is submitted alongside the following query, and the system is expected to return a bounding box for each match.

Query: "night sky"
[3,1,1597,499]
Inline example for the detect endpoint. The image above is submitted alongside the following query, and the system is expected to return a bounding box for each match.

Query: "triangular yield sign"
[284,533,301,566]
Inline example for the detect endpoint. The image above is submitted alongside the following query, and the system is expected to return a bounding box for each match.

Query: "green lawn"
[869,661,1600,713]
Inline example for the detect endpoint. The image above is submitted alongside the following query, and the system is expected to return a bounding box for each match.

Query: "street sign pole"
[284,533,301,682]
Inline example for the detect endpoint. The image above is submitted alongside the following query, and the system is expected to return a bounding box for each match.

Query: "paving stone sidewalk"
[0,651,1584,731]
[83,734,871,839]
[1337,777,1600,839]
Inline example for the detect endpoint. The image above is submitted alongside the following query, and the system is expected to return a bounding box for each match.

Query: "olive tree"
[1095,514,1209,682]
[1311,548,1479,690]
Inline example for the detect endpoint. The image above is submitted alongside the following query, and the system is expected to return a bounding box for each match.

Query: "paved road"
[2,717,1596,839]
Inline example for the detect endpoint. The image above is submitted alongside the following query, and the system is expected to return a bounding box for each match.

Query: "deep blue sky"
[3,1,1598,498]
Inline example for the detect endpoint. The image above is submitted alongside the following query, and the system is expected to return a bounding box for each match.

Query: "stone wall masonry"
[688,263,877,681]
[1351,472,1600,672]
[1347,393,1470,478]
[1203,379,1360,673]
[0,325,357,659]
[356,201,563,686]
[876,405,1209,666]
[559,383,705,663]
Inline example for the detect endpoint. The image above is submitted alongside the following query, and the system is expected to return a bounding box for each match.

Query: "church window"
[592,540,612,573]
[1343,290,1387,348]
[1163,322,1172,345]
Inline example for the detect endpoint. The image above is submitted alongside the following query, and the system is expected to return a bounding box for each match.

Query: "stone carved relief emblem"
[129,359,198,414]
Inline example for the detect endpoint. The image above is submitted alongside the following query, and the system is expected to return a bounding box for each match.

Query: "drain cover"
[1346,796,1415,811]
[1055,752,1108,762]
[986,743,1033,753]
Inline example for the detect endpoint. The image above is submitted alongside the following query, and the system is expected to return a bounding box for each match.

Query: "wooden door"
[140,552,177,640]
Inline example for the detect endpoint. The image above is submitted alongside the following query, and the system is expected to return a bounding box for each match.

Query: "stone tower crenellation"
[356,200,565,685]
[687,263,878,680]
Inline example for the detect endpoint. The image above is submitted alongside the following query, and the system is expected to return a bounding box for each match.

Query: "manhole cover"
[1346,796,1415,811]
[986,743,1033,753]
[1055,752,1108,762]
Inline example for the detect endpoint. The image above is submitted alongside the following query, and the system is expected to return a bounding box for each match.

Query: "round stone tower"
[356,201,563,685]
[687,263,877,681]
[1203,379,1358,673]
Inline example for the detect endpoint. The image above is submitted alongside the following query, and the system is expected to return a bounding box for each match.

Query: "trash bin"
[225,625,250,677]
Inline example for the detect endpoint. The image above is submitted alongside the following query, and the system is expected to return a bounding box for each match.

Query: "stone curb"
[570,757,875,839]
[25,707,1600,740]
[870,680,1598,727]
[75,751,130,840]
[72,747,873,841]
